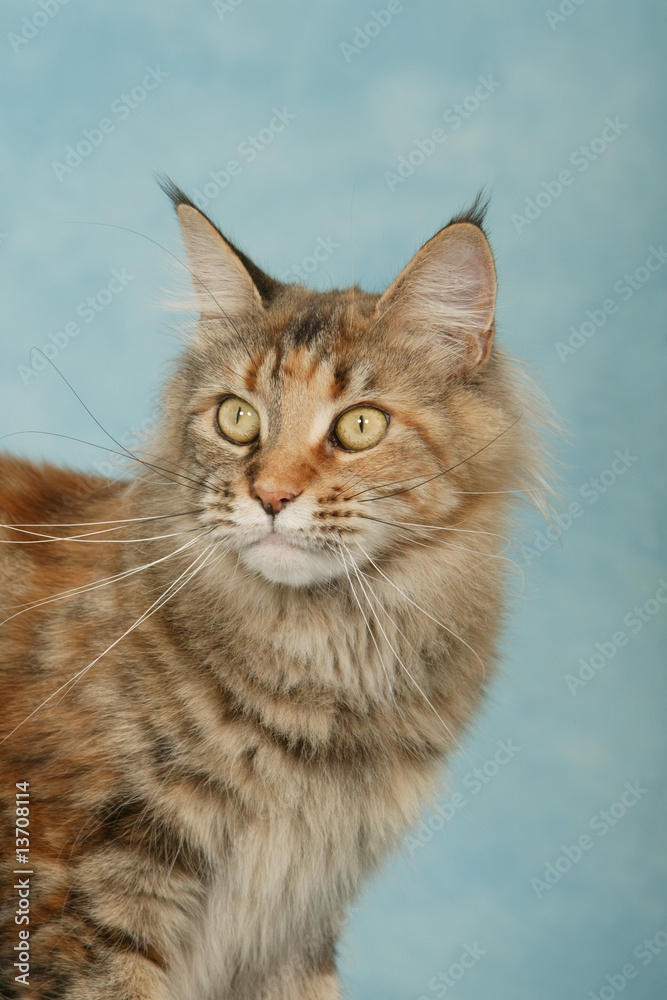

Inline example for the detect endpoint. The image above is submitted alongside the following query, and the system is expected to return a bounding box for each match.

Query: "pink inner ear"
[176,204,264,319]
[374,222,497,369]
[477,320,495,366]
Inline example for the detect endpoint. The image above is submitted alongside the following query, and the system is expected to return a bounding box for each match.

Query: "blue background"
[1,2,665,997]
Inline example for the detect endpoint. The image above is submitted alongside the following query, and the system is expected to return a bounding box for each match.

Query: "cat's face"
[160,193,513,588]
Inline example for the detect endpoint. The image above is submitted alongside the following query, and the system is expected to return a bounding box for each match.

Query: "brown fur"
[0,191,546,999]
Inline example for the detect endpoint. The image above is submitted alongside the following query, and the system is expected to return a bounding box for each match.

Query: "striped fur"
[0,192,546,998]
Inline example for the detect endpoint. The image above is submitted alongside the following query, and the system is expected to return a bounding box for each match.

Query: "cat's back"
[0,456,129,690]
[0,453,119,532]
[0,454,124,588]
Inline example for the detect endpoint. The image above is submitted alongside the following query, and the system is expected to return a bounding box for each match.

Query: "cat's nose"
[252,485,300,515]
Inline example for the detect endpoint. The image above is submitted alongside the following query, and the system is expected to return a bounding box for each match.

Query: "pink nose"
[252,485,299,515]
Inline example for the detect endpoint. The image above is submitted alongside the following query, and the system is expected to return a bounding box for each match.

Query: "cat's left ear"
[175,203,265,320]
[373,220,497,369]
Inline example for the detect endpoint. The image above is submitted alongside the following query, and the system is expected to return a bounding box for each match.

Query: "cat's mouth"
[239,527,344,587]
[247,528,314,560]
[261,530,308,551]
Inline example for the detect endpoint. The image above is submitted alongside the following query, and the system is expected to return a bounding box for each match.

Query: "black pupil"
[358,414,365,434]
[235,406,243,424]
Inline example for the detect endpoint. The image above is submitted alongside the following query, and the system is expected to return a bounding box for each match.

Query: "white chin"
[239,536,343,587]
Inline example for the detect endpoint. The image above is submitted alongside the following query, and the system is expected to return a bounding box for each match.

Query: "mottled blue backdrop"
[0,1,665,997]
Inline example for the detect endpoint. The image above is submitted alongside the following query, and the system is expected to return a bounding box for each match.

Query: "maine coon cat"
[0,185,545,999]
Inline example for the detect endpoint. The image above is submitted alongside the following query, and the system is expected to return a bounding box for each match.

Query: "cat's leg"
[4,914,173,1000]
[0,856,186,1000]
[1,948,171,1000]
[0,774,214,1000]
[41,961,170,1000]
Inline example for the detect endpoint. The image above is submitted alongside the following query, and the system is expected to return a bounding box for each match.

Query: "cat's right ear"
[372,214,497,371]
[175,203,265,320]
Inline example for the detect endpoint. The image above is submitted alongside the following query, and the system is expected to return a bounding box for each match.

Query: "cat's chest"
[169,772,411,1000]
[207,589,426,724]
[151,593,443,996]
[158,667,437,997]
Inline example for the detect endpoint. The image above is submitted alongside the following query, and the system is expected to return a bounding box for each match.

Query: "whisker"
[0,536,219,744]
[358,516,525,588]
[0,525,204,545]
[0,429,210,496]
[68,215,256,362]
[130,476,208,492]
[351,537,488,683]
[355,567,427,665]
[2,516,200,541]
[340,540,469,757]
[1,533,204,623]
[333,541,398,707]
[452,487,553,496]
[356,567,473,764]
[1,510,203,529]
[357,512,511,545]
[357,414,524,503]
[345,471,439,502]
[46,540,220,716]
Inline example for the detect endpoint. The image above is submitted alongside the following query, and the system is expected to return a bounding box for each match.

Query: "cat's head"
[157,185,532,588]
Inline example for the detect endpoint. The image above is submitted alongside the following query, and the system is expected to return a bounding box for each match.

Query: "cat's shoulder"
[0,456,125,596]
[0,454,118,527]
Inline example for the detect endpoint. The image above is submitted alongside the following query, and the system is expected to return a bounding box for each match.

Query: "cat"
[0,184,547,999]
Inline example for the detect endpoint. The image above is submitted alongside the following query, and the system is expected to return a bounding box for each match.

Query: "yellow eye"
[217,396,260,444]
[335,405,388,451]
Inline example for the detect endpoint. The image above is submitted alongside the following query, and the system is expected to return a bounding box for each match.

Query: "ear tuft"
[158,176,281,315]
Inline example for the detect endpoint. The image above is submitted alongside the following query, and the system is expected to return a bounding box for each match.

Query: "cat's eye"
[216,396,260,444]
[334,405,388,451]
